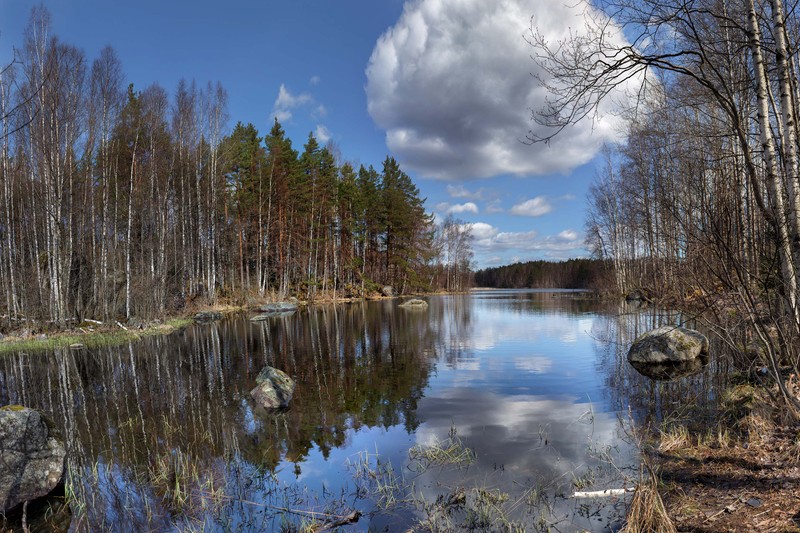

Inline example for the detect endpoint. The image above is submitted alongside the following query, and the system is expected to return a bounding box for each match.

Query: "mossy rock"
[628,326,709,364]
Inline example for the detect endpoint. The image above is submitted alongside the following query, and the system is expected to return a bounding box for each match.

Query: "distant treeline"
[473,259,607,289]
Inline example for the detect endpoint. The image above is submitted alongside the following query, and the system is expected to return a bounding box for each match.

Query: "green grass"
[0,318,192,355]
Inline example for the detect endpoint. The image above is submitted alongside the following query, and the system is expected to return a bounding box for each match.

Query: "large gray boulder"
[250,367,296,409]
[0,406,66,512]
[627,326,709,364]
[382,286,394,297]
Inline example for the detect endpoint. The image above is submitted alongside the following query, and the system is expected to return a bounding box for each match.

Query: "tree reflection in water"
[0,292,731,531]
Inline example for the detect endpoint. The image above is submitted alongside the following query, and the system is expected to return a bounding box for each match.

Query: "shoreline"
[0,290,468,354]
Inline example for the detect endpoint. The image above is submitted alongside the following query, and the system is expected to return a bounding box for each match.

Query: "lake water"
[0,290,726,532]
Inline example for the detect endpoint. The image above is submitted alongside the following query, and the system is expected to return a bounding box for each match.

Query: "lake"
[0,290,725,532]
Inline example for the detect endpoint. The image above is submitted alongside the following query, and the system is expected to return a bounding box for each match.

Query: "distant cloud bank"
[366,0,633,180]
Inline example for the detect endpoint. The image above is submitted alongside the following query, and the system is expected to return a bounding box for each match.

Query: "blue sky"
[0,0,632,268]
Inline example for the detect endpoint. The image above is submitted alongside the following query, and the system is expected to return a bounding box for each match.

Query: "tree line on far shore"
[0,7,472,326]
[473,259,607,289]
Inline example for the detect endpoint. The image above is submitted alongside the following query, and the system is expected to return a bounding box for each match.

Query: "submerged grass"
[408,426,476,471]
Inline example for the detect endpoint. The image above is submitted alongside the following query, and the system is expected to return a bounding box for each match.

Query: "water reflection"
[0,290,728,531]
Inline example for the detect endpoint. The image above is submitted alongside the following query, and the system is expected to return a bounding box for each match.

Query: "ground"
[655,415,800,531]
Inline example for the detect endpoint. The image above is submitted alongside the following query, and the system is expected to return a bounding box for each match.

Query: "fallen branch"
[84,319,103,325]
[115,321,128,331]
[572,487,634,498]
[311,510,362,532]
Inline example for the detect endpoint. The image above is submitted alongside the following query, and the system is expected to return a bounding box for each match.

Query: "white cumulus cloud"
[510,196,552,217]
[436,201,479,214]
[366,0,634,180]
[449,202,478,214]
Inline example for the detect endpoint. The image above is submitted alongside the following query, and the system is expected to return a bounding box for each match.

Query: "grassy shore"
[0,317,195,354]
[0,290,436,355]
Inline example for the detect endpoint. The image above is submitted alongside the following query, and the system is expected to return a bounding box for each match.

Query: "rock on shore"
[0,406,66,512]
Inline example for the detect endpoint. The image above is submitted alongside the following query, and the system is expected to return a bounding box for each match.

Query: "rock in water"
[193,311,222,322]
[382,286,394,297]
[250,367,296,409]
[399,298,428,308]
[627,326,709,364]
[0,406,66,512]
[629,356,707,381]
[257,302,298,314]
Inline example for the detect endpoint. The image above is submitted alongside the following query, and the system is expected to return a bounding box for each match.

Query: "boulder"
[627,326,709,364]
[382,286,394,297]
[0,406,66,512]
[399,298,428,309]
[257,302,298,314]
[250,367,296,409]
[630,356,708,381]
[193,311,222,323]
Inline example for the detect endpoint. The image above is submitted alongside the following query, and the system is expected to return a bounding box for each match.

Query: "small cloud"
[449,202,478,214]
[485,200,504,214]
[510,197,552,217]
[557,229,578,241]
[560,194,577,201]
[468,222,499,241]
[274,109,292,122]
[315,125,332,143]
[313,104,328,118]
[310,75,321,86]
[446,184,484,200]
[435,202,479,215]
[272,83,313,122]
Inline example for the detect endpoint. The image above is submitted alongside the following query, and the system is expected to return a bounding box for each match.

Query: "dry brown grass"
[621,467,677,533]
[658,425,691,453]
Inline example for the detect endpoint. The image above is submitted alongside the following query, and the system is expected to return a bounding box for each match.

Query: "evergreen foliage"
[0,7,456,324]
[474,259,606,289]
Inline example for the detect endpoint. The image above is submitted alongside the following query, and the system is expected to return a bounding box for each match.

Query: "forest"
[530,0,800,414]
[473,259,606,289]
[0,7,474,326]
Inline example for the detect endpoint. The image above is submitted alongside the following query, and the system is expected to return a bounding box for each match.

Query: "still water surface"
[0,290,725,531]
